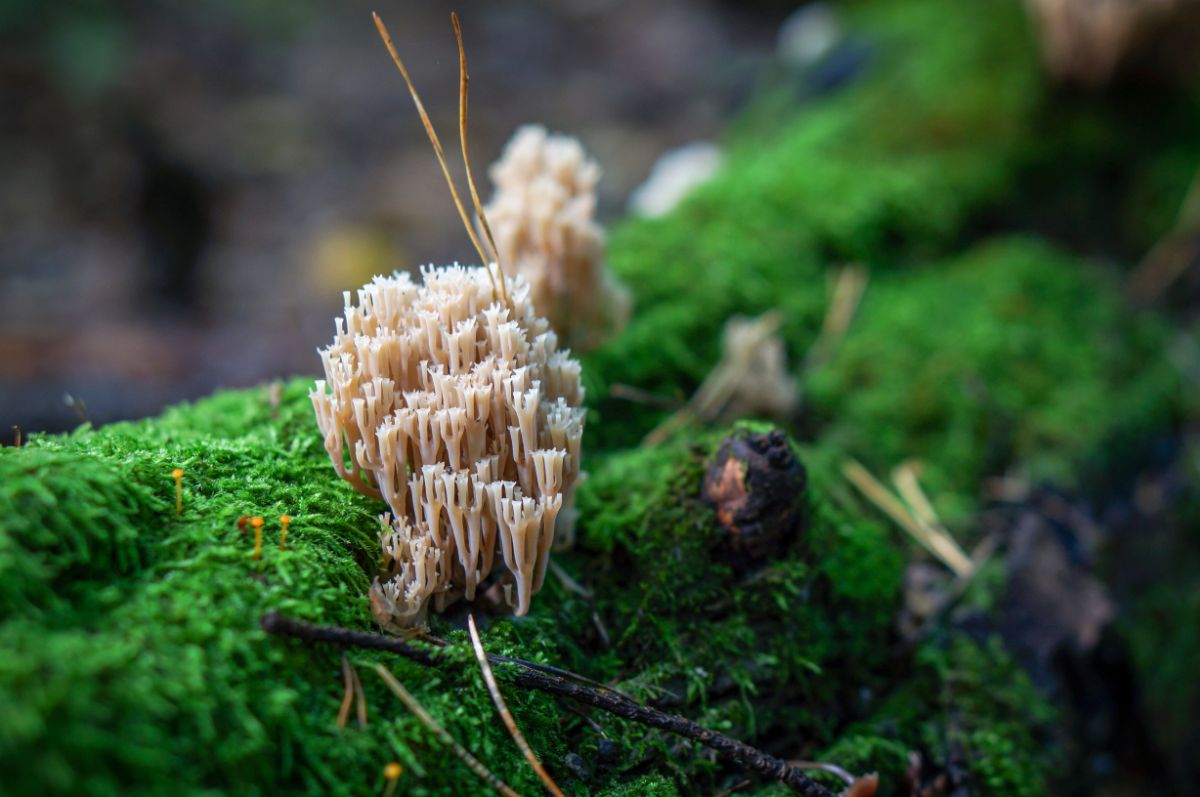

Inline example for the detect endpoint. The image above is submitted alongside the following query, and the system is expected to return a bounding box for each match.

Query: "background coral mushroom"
[483,125,631,351]
[311,266,585,626]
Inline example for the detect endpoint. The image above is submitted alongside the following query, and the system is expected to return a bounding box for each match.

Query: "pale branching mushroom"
[312,267,586,628]
[323,16,589,628]
[1024,0,1187,86]
[483,124,630,351]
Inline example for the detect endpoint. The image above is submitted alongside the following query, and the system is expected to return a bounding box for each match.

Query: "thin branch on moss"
[424,631,636,703]
[374,663,524,797]
[468,614,566,797]
[262,612,836,797]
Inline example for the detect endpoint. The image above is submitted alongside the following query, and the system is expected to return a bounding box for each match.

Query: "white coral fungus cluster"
[484,124,630,351]
[311,265,585,627]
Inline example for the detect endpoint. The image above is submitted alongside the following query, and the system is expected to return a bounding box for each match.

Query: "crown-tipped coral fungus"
[311,14,586,629]
[483,124,630,351]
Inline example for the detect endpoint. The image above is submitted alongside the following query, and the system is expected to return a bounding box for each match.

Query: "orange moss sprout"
[250,516,264,561]
[279,514,292,549]
[382,762,403,797]
[171,468,184,515]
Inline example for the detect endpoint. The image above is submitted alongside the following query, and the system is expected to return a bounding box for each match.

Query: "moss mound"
[0,383,1057,796]
[805,237,1179,516]
[583,0,1044,449]
[0,381,597,797]
[4,0,1196,794]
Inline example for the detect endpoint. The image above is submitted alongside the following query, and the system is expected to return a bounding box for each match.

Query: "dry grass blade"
[373,663,524,797]
[371,12,498,296]
[352,657,368,728]
[468,615,566,797]
[890,461,972,578]
[337,654,355,730]
[338,654,369,729]
[806,264,868,369]
[1128,164,1200,301]
[643,312,781,446]
[451,12,508,302]
[841,459,972,578]
[548,560,592,599]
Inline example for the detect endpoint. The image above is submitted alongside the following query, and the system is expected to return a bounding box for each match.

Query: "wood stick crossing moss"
[261,612,836,797]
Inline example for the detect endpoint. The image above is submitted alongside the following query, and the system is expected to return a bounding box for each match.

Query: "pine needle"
[337,654,355,729]
[451,12,508,302]
[643,312,781,446]
[372,12,499,298]
[337,654,369,729]
[373,663,523,797]
[468,615,566,797]
[806,263,868,370]
[352,656,368,728]
[889,460,972,578]
[841,459,973,578]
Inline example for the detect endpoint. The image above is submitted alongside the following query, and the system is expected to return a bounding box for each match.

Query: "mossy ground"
[3,0,1197,794]
[0,385,1054,796]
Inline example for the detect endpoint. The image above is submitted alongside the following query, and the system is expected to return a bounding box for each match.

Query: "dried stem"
[451,12,508,302]
[468,615,566,797]
[337,653,355,729]
[805,264,868,371]
[889,461,972,577]
[261,612,835,797]
[1128,166,1200,302]
[353,657,368,728]
[842,459,972,578]
[374,663,523,797]
[643,312,781,446]
[372,12,499,298]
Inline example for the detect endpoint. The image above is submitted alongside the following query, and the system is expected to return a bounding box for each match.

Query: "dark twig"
[261,612,834,797]
[425,631,638,702]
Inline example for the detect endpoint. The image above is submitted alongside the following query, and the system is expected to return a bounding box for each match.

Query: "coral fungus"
[311,267,586,627]
[484,124,630,350]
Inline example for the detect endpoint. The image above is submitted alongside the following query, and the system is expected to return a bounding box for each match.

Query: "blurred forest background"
[0,0,785,435]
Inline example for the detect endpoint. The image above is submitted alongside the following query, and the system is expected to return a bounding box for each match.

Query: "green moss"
[6,0,1187,793]
[572,425,904,787]
[584,0,1044,449]
[0,448,163,619]
[594,774,680,797]
[1117,443,1200,789]
[805,237,1179,517]
[0,383,911,797]
[0,381,590,797]
[813,735,909,797]
[850,635,1059,797]
[0,385,904,797]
